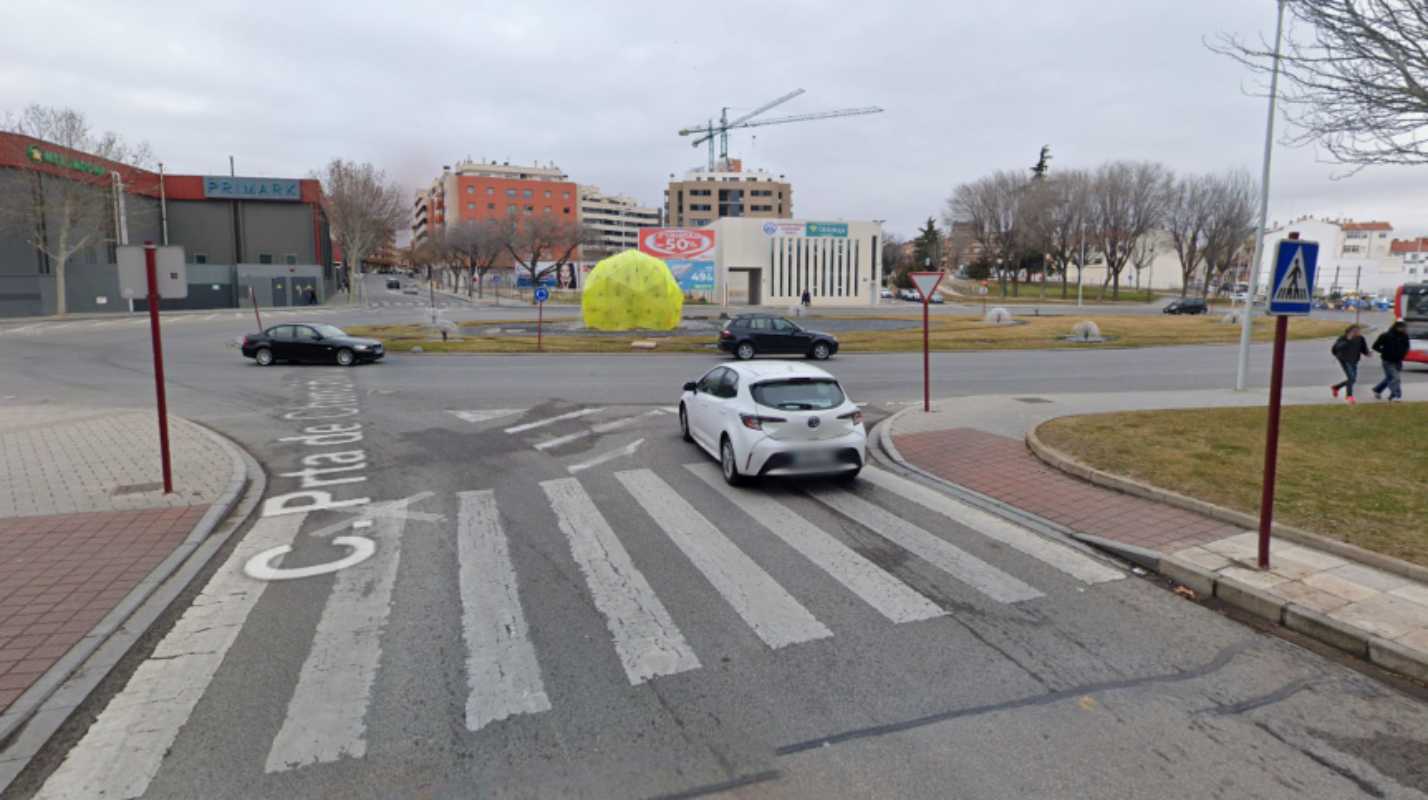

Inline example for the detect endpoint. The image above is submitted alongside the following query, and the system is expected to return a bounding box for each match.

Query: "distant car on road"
[928,292,944,304]
[241,323,384,367]
[678,361,866,484]
[879,288,894,299]
[386,279,401,290]
[1163,298,1208,315]
[718,314,839,361]
[899,289,920,301]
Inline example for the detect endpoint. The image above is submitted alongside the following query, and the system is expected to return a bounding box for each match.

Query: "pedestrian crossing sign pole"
[1257,233,1319,569]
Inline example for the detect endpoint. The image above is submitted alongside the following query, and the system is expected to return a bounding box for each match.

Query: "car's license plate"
[797,450,836,465]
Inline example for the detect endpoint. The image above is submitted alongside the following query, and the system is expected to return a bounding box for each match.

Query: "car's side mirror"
[683,381,697,392]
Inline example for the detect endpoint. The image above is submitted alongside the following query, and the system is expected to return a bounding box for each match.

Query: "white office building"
[578,186,660,257]
[709,218,884,307]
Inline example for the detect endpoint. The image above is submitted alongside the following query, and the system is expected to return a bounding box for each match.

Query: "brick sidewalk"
[0,407,233,717]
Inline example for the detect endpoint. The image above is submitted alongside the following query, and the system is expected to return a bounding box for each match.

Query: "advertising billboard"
[638,228,716,292]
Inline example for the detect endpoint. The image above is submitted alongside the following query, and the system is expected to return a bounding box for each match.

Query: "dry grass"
[345,315,1344,355]
[1038,403,1428,566]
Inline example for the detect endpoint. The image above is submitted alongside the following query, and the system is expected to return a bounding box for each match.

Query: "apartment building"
[1339,221,1394,259]
[664,160,792,228]
[412,159,578,242]
[578,186,660,258]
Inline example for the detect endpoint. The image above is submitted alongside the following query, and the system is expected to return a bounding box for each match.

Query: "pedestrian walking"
[305,287,318,305]
[1371,321,1410,401]
[801,289,811,308]
[1330,324,1372,405]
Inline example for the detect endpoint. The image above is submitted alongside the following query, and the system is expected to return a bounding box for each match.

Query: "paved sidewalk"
[885,388,1428,680]
[0,406,235,714]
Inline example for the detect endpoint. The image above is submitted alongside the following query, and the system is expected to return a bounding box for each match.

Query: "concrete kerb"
[0,419,265,791]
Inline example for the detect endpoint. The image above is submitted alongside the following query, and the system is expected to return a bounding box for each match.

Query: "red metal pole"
[537,300,543,352]
[249,285,263,330]
[922,298,931,412]
[1257,314,1289,568]
[144,243,173,494]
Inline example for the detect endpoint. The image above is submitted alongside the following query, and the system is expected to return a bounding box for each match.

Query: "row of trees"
[944,161,1258,300]
[403,215,594,298]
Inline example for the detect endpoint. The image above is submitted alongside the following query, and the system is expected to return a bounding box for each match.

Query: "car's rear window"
[751,378,845,411]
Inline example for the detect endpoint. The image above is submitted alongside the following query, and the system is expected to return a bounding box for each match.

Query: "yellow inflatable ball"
[581,250,685,331]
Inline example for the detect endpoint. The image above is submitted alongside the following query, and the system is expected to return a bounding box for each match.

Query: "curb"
[1025,424,1428,586]
[0,420,267,792]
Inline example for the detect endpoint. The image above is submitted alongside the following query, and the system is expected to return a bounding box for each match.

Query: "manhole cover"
[1013,397,1053,404]
[112,481,164,496]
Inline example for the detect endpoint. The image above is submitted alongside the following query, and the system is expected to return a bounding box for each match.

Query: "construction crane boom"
[677,89,884,170]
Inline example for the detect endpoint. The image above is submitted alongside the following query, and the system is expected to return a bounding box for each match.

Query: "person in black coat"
[1330,324,1372,404]
[1371,321,1410,401]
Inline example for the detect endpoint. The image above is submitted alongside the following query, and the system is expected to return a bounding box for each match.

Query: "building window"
[258,254,273,264]
[563,192,570,200]
[544,206,552,214]
[466,186,474,194]
[194,253,208,264]
[525,205,533,212]
[486,187,494,195]
[488,202,495,210]
[563,207,571,213]
[544,190,552,198]
[508,204,518,213]
[468,202,476,210]
[506,189,516,197]
[523,189,533,198]
[285,254,298,265]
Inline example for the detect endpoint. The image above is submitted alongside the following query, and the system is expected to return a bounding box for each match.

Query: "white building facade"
[709,218,883,307]
[578,186,660,256]
[1254,218,1414,296]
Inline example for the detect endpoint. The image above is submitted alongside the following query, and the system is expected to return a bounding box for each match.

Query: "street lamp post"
[1235,0,1288,391]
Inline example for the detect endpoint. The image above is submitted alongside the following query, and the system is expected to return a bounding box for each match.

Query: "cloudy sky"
[3,0,1423,241]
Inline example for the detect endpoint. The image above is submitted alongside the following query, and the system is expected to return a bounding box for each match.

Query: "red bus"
[1394,282,1428,365]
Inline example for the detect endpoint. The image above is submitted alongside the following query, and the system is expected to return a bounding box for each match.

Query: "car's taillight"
[740,413,786,431]
[719,330,733,339]
[838,410,864,426]
[241,335,249,346]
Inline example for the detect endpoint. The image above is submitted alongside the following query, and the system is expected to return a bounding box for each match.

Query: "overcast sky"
[3,0,1423,241]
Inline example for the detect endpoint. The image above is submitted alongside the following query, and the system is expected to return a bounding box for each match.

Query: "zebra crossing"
[36,456,1124,797]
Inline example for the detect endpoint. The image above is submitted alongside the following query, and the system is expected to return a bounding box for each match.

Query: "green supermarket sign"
[26,144,108,177]
[805,221,849,237]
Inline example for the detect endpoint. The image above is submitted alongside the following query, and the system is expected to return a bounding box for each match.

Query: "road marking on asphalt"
[541,477,701,684]
[504,407,604,434]
[860,467,1123,585]
[618,469,833,648]
[458,490,552,731]
[808,488,1045,604]
[534,409,663,451]
[686,463,945,624]
[34,513,307,800]
[264,505,408,772]
[0,323,41,335]
[567,438,645,474]
[243,535,376,580]
[449,409,525,425]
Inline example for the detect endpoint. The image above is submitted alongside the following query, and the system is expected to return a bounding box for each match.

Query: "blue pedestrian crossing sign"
[1268,239,1319,316]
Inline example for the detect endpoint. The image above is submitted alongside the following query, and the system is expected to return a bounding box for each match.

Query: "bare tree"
[1211,1,1428,169]
[1024,169,1091,299]
[1088,161,1173,300]
[505,215,593,297]
[318,159,405,301]
[1164,174,1215,297]
[446,218,512,298]
[948,170,1030,296]
[1130,235,1161,294]
[0,105,153,315]
[881,233,906,287]
[1199,169,1260,298]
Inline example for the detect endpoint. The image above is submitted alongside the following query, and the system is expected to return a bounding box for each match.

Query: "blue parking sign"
[533,286,550,303]
[1268,239,1318,316]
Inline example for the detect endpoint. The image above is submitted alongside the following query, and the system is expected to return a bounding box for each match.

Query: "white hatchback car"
[679,361,866,485]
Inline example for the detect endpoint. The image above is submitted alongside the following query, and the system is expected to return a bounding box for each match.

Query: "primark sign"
[203,176,301,201]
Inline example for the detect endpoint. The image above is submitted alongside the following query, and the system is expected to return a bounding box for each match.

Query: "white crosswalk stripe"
[617,469,832,648]
[807,487,1045,604]
[859,467,1123,585]
[504,407,604,434]
[458,490,551,731]
[449,408,524,425]
[541,477,701,684]
[534,409,662,450]
[567,438,644,473]
[686,463,945,624]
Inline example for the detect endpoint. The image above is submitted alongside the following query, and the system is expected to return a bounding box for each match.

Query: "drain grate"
[112,481,164,496]
[1013,397,1053,404]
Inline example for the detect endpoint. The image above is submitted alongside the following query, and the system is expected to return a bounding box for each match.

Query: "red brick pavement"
[0,505,210,713]
[893,428,1243,554]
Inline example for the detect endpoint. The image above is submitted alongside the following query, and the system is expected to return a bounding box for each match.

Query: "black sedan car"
[717,314,839,360]
[240,323,384,367]
[1163,298,1208,315]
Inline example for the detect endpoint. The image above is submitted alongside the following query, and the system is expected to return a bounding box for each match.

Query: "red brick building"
[412,160,577,244]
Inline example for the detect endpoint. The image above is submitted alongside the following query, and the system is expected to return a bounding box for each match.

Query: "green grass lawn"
[1037,402,1428,566]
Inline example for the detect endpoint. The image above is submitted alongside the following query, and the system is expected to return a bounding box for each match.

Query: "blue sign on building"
[203,176,302,201]
[1268,239,1319,316]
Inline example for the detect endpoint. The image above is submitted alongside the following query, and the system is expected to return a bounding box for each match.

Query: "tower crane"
[678,89,884,171]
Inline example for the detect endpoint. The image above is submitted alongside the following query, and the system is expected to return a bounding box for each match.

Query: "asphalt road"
[3,293,1427,799]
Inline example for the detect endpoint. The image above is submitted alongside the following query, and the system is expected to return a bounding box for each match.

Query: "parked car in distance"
[899,289,920,301]
[386,279,401,290]
[718,314,839,361]
[241,323,384,367]
[879,288,894,299]
[1163,298,1208,315]
[678,361,866,484]
[928,292,944,304]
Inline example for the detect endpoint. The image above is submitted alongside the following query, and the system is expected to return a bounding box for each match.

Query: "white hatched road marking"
[540,477,700,684]
[449,409,525,425]
[34,514,307,800]
[686,463,945,624]
[808,488,1045,604]
[504,407,604,434]
[618,469,832,648]
[567,438,644,474]
[458,490,551,731]
[860,467,1123,585]
[535,409,663,450]
[264,507,408,772]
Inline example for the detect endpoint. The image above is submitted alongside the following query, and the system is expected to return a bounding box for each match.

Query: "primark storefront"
[0,131,335,317]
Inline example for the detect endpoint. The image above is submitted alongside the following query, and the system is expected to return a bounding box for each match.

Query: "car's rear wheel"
[336,348,356,367]
[720,437,745,486]
[810,342,831,360]
[735,342,755,360]
[255,347,274,366]
[679,404,693,443]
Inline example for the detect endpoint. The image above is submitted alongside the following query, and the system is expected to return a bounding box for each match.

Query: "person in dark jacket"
[1371,321,1410,401]
[1330,324,1372,404]
[801,289,811,308]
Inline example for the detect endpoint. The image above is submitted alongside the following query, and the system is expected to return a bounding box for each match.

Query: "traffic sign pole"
[908,272,943,413]
[534,285,549,352]
[1257,314,1288,568]
[143,243,174,494]
[249,285,263,331]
